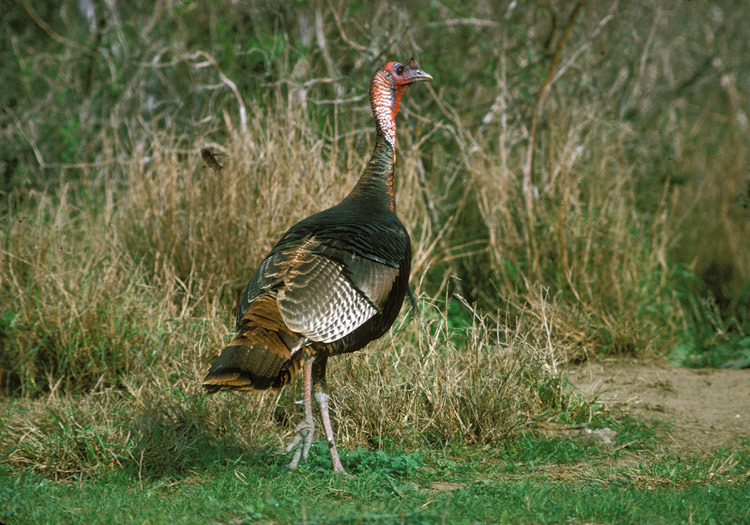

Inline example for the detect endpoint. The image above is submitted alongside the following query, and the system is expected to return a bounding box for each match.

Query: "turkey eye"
[395,64,405,75]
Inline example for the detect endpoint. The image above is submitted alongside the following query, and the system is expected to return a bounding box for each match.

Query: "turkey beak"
[407,69,433,84]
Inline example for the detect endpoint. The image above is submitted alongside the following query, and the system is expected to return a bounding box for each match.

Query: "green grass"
[669,335,750,369]
[2,433,748,524]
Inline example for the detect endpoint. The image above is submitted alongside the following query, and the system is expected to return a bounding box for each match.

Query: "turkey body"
[203,60,432,473]
[206,199,411,392]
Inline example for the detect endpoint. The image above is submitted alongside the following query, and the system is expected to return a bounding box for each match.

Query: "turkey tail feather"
[202,342,291,392]
[203,293,303,392]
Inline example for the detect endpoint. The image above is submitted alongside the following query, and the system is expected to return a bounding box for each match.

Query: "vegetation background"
[1,0,748,522]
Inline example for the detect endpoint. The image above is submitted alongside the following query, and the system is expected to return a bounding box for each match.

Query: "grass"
[0,297,581,480]
[2,432,748,524]
[1,1,749,522]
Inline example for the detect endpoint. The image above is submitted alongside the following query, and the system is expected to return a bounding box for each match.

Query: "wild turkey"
[203,60,432,473]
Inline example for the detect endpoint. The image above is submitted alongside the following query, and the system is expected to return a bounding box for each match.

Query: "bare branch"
[22,1,97,57]
[523,1,586,205]
[183,51,248,136]
[327,0,367,52]
[423,18,501,29]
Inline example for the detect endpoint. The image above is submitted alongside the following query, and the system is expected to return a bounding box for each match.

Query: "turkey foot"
[285,418,314,470]
[286,356,315,471]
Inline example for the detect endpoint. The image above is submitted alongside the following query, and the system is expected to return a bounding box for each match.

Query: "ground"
[568,360,750,453]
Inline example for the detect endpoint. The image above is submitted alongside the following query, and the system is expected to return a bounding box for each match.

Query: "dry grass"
[330,293,580,448]
[0,276,578,480]
[468,108,685,358]
[0,101,582,479]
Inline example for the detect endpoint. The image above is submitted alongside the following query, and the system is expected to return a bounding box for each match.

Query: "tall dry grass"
[0,291,579,480]
[0,98,582,478]
[466,107,685,357]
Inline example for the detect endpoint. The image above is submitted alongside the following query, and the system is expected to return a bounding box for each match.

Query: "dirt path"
[567,360,749,452]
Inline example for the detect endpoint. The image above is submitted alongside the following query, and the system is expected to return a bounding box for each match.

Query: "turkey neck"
[344,68,406,214]
[344,135,396,213]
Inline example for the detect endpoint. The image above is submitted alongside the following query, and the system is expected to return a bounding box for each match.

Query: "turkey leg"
[286,357,315,470]
[315,390,347,474]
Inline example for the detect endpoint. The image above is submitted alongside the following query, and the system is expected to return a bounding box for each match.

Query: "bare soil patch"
[567,360,749,453]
